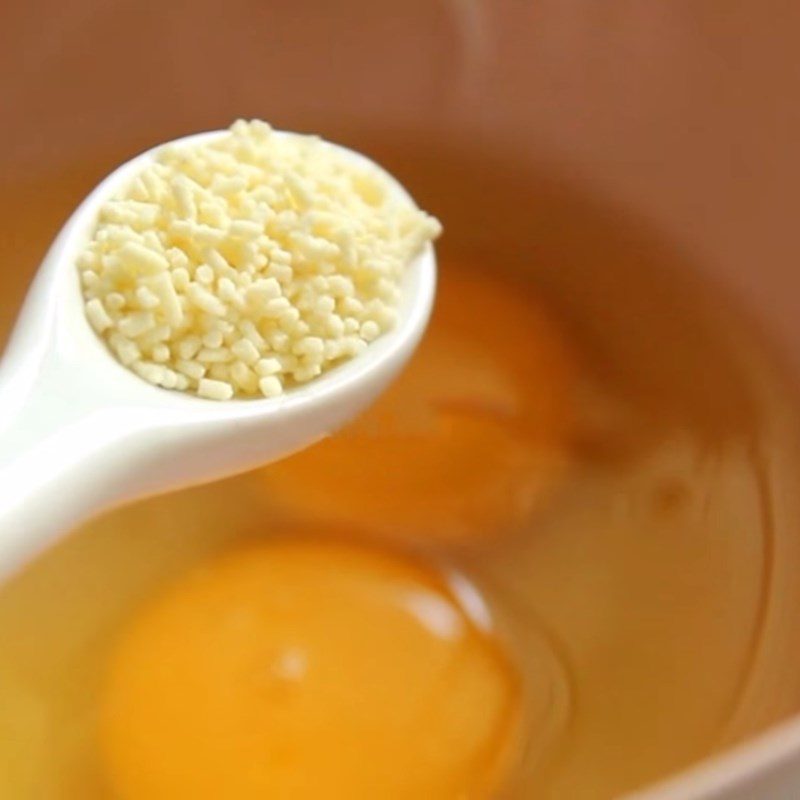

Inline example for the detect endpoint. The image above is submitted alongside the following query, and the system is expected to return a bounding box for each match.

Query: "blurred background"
[3,0,800,359]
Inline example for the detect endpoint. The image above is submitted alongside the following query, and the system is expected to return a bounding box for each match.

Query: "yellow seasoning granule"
[78,119,442,399]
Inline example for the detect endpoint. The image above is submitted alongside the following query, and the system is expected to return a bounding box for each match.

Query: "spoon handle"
[0,353,131,580]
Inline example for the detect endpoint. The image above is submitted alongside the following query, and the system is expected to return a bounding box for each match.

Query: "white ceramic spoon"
[0,130,436,580]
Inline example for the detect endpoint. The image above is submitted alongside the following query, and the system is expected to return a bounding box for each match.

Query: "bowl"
[3,2,800,797]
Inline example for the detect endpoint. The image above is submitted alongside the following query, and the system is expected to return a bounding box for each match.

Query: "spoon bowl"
[0,130,436,579]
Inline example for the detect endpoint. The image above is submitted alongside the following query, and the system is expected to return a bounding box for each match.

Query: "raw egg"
[100,539,520,799]
[262,265,573,542]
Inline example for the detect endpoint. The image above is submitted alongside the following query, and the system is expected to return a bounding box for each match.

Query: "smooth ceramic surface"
[0,129,436,581]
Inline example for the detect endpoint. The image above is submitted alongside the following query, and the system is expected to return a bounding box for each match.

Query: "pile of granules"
[78,120,441,400]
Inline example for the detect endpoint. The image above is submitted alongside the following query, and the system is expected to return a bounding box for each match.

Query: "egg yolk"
[100,539,520,799]
[261,265,573,542]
